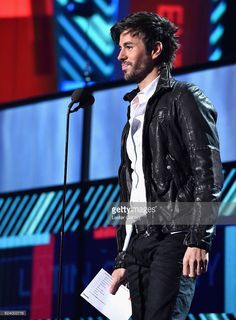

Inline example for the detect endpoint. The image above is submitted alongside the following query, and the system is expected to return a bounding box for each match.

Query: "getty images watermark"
[107,201,234,225]
[0,310,27,317]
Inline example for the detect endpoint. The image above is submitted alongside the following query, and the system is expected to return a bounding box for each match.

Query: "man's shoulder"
[169,79,213,107]
[172,79,202,96]
[170,79,215,113]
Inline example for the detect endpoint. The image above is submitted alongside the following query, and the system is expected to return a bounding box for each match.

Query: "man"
[109,12,223,320]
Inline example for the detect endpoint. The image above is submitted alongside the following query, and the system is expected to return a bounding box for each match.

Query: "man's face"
[118,31,155,83]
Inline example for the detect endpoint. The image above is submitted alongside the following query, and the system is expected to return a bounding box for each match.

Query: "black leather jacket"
[116,65,224,259]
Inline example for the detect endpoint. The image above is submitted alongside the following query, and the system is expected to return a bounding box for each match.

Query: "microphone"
[68,88,95,112]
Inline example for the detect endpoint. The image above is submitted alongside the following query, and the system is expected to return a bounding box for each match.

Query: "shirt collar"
[130,76,160,118]
[134,76,160,106]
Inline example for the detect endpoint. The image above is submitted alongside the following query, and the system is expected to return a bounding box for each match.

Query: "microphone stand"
[56,91,94,319]
[56,102,74,320]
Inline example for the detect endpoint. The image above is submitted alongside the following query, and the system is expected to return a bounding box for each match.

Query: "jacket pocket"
[166,153,195,201]
[177,176,195,202]
[166,153,183,189]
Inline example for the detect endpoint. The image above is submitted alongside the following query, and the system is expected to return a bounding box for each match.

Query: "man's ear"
[151,41,163,60]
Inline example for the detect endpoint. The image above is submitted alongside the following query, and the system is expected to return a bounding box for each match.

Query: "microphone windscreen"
[71,88,84,103]
[69,88,95,112]
[80,94,95,109]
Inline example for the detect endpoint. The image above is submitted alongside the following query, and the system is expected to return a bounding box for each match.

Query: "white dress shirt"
[122,76,159,251]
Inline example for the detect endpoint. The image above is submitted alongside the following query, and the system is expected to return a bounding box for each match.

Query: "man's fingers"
[188,259,196,277]
[183,247,209,277]
[109,268,127,295]
[196,260,207,275]
[183,259,207,277]
[109,279,119,295]
[196,260,202,275]
[182,259,189,276]
[204,259,208,272]
[198,259,208,275]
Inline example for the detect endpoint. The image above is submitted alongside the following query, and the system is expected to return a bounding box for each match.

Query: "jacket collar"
[123,63,174,102]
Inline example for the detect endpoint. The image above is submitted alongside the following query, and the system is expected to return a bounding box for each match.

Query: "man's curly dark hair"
[110,11,179,68]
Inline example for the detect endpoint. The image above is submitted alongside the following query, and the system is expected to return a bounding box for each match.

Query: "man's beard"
[123,60,154,83]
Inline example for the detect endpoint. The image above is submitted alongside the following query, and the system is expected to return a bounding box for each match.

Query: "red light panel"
[93,227,117,240]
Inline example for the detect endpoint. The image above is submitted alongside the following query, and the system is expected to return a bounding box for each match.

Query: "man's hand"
[109,268,127,295]
[182,247,209,277]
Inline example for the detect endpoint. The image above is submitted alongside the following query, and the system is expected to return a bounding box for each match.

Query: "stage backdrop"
[1,61,236,192]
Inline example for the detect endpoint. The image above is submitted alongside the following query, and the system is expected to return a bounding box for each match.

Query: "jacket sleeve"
[176,84,224,251]
[113,224,127,269]
[113,119,132,268]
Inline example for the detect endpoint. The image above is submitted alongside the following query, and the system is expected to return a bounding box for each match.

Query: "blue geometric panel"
[209,0,227,61]
[0,178,119,248]
[0,162,235,249]
[54,0,119,91]
[187,314,236,320]
[76,315,236,320]
[219,166,236,219]
[225,226,236,313]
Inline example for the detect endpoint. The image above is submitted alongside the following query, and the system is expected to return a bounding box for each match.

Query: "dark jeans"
[125,231,196,320]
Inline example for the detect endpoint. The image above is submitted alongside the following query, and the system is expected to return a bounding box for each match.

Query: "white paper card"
[80,268,132,320]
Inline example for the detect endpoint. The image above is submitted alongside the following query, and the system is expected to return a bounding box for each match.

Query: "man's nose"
[117,49,126,61]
